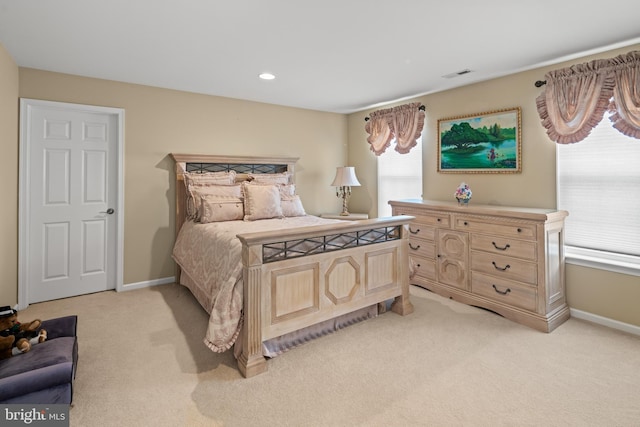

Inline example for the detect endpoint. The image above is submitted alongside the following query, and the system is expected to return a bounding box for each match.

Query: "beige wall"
[14,69,348,293]
[0,44,19,305]
[347,43,640,327]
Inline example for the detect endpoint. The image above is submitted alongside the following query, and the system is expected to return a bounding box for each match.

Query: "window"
[557,114,640,276]
[377,138,422,217]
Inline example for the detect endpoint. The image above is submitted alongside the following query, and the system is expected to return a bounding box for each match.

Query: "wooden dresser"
[389,199,569,332]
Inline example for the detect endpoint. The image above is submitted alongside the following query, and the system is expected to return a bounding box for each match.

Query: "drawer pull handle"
[409,227,420,235]
[492,261,511,271]
[492,284,511,295]
[492,242,511,251]
[463,221,468,226]
[517,228,522,233]
[409,243,421,250]
[437,218,441,222]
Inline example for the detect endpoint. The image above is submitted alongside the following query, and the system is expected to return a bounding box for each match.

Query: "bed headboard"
[170,153,299,236]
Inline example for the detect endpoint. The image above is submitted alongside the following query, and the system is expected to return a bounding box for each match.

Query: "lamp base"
[339,188,351,217]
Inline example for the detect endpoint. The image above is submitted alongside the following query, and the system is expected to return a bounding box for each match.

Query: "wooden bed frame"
[171,153,414,377]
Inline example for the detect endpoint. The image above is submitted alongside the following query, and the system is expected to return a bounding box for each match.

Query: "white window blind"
[377,138,422,217]
[557,114,640,274]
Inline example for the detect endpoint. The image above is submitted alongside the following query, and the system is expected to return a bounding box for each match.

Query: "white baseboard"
[570,308,640,336]
[120,276,175,292]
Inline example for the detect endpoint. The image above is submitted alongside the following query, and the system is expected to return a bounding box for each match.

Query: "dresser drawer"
[471,272,537,312]
[395,209,450,228]
[415,213,450,228]
[471,251,537,285]
[410,256,436,282]
[408,223,436,241]
[470,234,537,261]
[455,216,536,240]
[408,238,435,259]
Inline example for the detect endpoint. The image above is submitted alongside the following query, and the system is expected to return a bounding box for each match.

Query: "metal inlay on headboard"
[185,162,289,174]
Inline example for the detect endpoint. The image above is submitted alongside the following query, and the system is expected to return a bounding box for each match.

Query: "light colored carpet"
[21,284,640,427]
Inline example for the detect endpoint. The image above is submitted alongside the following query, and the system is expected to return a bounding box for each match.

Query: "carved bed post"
[172,157,187,282]
[237,240,268,378]
[391,222,414,316]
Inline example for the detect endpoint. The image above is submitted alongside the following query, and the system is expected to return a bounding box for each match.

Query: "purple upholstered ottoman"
[0,315,78,404]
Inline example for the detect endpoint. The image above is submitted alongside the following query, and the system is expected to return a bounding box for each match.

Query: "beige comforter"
[172,215,341,353]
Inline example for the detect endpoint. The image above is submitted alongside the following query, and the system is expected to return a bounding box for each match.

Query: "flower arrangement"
[454,182,472,203]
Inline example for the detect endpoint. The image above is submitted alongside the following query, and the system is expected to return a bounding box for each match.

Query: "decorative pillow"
[246,181,296,198]
[199,195,244,223]
[281,195,306,217]
[248,172,291,185]
[242,182,283,221]
[184,171,237,219]
[184,170,236,187]
[189,184,242,221]
[278,184,296,197]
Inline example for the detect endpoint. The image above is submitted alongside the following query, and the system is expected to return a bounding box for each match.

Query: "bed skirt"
[244,304,378,359]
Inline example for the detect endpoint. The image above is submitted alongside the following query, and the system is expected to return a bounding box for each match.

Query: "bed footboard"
[236,216,414,378]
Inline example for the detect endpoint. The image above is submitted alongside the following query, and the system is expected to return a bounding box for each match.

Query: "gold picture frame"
[437,107,522,173]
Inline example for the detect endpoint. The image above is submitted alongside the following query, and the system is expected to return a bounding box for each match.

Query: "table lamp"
[331,166,361,216]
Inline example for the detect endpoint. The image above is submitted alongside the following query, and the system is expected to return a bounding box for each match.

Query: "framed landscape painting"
[438,107,522,173]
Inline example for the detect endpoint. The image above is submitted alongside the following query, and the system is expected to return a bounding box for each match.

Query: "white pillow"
[184,170,236,187]
[246,181,295,197]
[189,184,242,221]
[242,183,283,221]
[279,184,296,197]
[199,195,244,223]
[245,182,304,217]
[281,195,306,217]
[248,172,291,185]
[184,171,237,219]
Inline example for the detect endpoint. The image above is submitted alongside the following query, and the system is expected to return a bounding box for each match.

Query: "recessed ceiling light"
[259,73,276,80]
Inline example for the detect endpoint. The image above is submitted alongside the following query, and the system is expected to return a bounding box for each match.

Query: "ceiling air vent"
[442,69,473,79]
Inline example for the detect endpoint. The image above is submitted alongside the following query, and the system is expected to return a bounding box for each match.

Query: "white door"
[19,99,124,305]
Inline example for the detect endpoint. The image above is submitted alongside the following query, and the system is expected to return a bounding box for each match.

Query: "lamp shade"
[331,166,361,187]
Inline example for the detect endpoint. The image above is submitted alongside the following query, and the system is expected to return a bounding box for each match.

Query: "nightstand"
[320,213,369,221]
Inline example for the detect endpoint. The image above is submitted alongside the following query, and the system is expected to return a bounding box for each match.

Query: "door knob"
[100,208,115,214]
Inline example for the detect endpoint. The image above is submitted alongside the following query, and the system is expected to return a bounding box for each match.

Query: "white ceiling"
[1,1,639,114]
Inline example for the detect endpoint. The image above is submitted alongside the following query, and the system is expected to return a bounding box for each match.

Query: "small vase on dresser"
[389,198,570,332]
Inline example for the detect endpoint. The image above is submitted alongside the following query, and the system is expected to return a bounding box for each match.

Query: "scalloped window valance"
[536,50,640,144]
[365,102,425,155]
